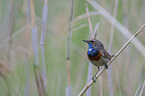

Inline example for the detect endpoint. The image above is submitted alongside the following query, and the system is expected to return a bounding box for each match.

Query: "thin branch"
[135,83,142,96]
[30,0,39,66]
[135,75,145,96]
[30,0,44,96]
[86,23,99,96]
[40,0,48,96]
[85,3,96,96]
[6,1,15,95]
[40,46,47,96]
[113,63,122,96]
[30,0,35,28]
[93,23,99,39]
[108,0,119,53]
[72,23,88,32]
[0,23,30,49]
[98,76,103,96]
[86,62,93,96]
[24,54,29,96]
[85,3,93,37]
[78,24,145,96]
[85,6,100,95]
[7,0,15,62]
[23,1,31,96]
[74,12,100,22]
[139,79,145,96]
[66,0,74,96]
[107,0,119,96]
[40,0,48,46]
[33,64,44,96]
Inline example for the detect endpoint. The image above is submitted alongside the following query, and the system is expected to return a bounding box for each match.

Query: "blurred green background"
[0,0,145,96]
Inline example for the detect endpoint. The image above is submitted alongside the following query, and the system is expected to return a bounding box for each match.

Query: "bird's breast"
[87,50,102,61]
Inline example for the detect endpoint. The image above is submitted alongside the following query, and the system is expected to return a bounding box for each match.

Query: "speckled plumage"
[83,39,112,67]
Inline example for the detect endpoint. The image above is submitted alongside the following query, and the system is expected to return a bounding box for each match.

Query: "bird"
[83,38,113,82]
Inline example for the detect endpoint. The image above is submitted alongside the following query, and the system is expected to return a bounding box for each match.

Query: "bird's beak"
[83,40,88,43]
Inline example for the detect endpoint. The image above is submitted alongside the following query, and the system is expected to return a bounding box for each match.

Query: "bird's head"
[83,38,104,48]
[83,39,97,48]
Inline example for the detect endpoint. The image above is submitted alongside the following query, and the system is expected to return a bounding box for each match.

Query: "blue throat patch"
[87,43,99,58]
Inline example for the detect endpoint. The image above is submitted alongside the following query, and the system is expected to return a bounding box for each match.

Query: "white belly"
[89,56,109,67]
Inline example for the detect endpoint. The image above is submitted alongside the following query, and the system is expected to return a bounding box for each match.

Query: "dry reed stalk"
[108,0,118,56]
[72,23,88,32]
[23,1,31,95]
[135,75,145,96]
[107,0,119,96]
[86,61,93,96]
[24,54,29,96]
[98,76,103,96]
[6,1,15,95]
[85,4,93,96]
[139,79,145,96]
[85,4,100,96]
[0,23,30,49]
[40,0,48,96]
[33,64,45,96]
[66,0,74,95]
[40,0,48,46]
[85,4,93,36]
[93,23,99,39]
[74,12,100,22]
[78,24,145,96]
[135,83,142,96]
[113,61,122,96]
[30,0,45,95]
[7,1,14,61]
[87,23,100,96]
[0,60,10,77]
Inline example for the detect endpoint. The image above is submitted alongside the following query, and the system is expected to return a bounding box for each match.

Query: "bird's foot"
[104,64,108,69]
[92,67,100,83]
[111,55,115,57]
[92,76,96,83]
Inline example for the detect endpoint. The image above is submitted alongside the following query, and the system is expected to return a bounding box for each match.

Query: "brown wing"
[93,39,112,60]
[100,49,112,60]
[94,44,112,60]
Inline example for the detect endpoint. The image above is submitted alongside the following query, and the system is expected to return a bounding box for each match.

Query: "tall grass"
[0,0,145,96]
[85,4,93,96]
[30,0,45,95]
[107,0,119,96]
[40,0,48,95]
[66,0,74,96]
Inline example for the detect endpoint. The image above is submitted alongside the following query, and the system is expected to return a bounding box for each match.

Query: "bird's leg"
[111,55,115,57]
[92,67,100,82]
[104,64,108,69]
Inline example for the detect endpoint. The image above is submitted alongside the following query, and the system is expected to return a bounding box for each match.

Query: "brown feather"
[88,51,102,61]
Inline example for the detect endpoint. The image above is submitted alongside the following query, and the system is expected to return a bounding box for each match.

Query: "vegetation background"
[0,0,145,96]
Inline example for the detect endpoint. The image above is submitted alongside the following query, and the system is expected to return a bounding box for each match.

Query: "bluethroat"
[83,39,113,82]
